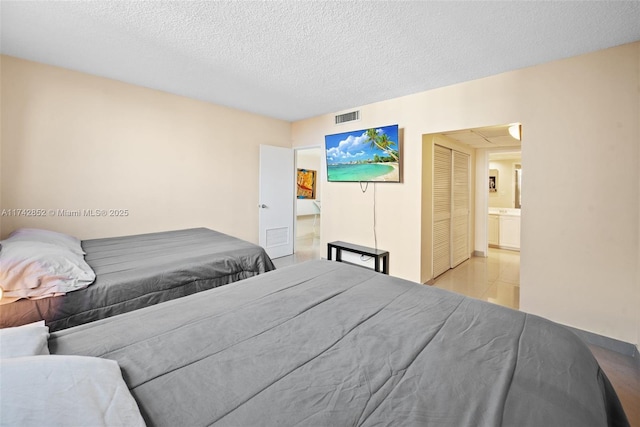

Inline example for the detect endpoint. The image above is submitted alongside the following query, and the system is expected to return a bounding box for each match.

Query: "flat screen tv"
[324,124,400,182]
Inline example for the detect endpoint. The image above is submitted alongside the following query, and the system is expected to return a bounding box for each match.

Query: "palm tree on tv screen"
[365,128,399,162]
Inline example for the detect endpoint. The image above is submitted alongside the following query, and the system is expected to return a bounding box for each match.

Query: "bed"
[0,227,275,331]
[35,260,629,427]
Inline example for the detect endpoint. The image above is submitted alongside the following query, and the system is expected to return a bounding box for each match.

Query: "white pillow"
[0,240,96,304]
[8,228,85,255]
[0,320,50,358]
[0,355,146,427]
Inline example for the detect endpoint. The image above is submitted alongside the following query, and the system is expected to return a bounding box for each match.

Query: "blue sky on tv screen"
[325,125,398,165]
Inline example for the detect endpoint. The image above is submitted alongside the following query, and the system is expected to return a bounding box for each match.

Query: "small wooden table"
[327,241,389,274]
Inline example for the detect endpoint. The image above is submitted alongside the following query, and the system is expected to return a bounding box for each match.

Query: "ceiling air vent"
[335,110,360,125]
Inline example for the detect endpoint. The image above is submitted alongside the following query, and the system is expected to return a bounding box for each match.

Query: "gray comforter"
[49,260,628,427]
[1,228,275,331]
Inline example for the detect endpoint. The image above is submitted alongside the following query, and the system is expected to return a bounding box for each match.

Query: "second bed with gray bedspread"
[0,228,275,331]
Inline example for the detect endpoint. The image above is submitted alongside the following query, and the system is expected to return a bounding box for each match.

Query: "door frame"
[259,145,295,259]
[476,147,522,257]
[293,145,323,253]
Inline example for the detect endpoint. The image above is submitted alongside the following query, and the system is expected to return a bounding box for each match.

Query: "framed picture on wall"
[489,169,498,193]
[297,169,316,199]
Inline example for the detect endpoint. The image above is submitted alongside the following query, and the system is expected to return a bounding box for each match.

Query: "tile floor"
[272,216,321,269]
[432,247,520,309]
[272,235,321,268]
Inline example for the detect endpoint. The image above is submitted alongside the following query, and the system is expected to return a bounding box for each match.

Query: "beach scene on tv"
[325,124,400,182]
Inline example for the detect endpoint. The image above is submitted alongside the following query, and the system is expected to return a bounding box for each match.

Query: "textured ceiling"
[2,1,639,122]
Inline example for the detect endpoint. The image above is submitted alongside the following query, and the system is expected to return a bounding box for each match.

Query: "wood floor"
[276,239,640,426]
[589,344,640,426]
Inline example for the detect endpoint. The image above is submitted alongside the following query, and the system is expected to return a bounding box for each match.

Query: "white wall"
[292,42,640,344]
[0,56,291,243]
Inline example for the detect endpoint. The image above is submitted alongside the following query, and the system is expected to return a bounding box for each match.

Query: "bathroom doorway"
[485,150,521,308]
[488,151,522,251]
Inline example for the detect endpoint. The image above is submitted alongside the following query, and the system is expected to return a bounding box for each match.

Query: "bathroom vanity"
[488,208,520,250]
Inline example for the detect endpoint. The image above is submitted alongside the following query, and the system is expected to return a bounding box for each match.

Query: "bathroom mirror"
[488,153,521,209]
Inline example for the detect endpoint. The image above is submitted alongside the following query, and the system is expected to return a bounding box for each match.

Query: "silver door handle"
[258,204,267,208]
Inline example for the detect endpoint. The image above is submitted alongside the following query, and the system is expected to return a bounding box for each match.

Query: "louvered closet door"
[451,151,470,267]
[433,145,452,277]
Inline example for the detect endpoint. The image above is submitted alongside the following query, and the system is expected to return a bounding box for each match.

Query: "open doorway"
[485,150,521,308]
[488,151,522,251]
[428,124,522,310]
[294,147,322,261]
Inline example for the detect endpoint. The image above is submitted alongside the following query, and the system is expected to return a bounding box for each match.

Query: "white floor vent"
[335,110,360,125]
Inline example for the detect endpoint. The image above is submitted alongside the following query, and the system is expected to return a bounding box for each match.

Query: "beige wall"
[0,55,3,237]
[519,43,638,345]
[293,106,427,282]
[0,56,291,243]
[2,43,639,346]
[292,42,640,345]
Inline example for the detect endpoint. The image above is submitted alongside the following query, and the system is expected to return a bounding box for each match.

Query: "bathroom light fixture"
[508,124,521,141]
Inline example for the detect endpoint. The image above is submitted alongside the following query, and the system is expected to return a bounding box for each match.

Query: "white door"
[259,145,294,259]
